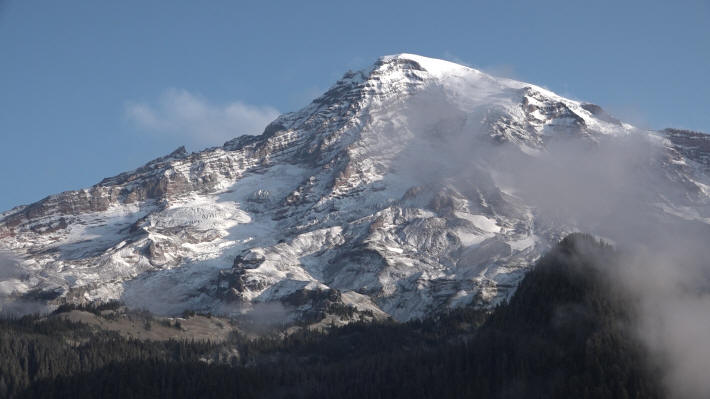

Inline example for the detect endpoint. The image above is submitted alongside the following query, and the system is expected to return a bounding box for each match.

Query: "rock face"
[2,54,710,321]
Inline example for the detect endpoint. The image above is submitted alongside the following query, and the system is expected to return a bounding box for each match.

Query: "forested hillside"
[1,234,663,398]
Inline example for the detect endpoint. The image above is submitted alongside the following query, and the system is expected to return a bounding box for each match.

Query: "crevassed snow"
[455,230,490,247]
[508,235,536,251]
[454,212,501,233]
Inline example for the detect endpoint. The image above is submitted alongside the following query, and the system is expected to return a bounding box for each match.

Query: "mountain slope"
[2,54,710,322]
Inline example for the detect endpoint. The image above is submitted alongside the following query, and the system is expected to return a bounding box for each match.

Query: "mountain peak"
[377,53,480,78]
[328,54,486,99]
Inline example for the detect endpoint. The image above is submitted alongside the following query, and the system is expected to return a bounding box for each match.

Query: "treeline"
[2,234,663,398]
[0,316,217,398]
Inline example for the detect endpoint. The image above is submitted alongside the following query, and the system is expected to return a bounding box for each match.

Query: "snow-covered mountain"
[2,54,710,322]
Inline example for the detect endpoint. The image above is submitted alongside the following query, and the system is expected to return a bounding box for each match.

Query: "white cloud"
[442,51,519,80]
[125,88,280,148]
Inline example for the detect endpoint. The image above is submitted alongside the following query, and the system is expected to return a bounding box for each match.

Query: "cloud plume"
[495,134,710,399]
[382,83,710,397]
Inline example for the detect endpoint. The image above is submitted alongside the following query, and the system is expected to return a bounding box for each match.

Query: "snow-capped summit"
[1,54,709,322]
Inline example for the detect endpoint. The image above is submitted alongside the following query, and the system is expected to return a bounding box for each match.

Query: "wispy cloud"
[442,51,519,80]
[441,51,476,69]
[125,88,280,148]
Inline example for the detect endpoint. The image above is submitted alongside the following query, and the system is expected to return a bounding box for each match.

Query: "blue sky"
[1,0,708,211]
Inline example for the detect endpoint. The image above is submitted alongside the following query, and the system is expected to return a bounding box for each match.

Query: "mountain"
[2,54,710,322]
